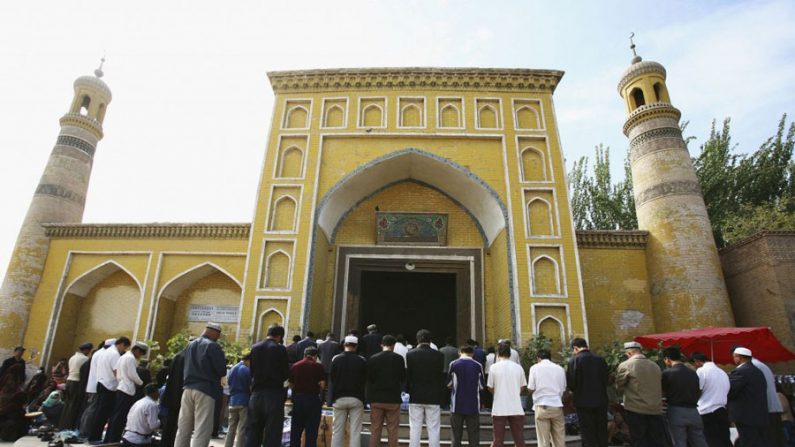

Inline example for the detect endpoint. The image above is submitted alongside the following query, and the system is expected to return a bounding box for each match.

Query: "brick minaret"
[618,42,734,331]
[0,62,112,357]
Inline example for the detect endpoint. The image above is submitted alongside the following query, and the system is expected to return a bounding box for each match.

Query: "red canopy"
[634,327,795,365]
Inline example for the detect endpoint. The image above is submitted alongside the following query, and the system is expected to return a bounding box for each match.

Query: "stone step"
[361,409,519,425]
[358,433,582,447]
[362,422,537,441]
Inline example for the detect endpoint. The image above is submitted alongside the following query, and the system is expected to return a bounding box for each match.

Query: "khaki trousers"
[225,405,248,447]
[175,388,216,447]
[534,405,565,447]
[368,403,401,447]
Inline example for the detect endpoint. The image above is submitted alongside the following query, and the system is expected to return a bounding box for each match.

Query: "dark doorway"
[360,270,457,345]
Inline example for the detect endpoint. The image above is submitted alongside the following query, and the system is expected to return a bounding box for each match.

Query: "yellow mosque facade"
[1,60,745,366]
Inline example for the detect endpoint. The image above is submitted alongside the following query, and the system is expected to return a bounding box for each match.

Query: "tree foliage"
[569,115,795,247]
[568,144,637,230]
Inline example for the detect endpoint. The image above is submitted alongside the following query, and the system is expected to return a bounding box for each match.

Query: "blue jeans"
[246,388,286,447]
[291,394,321,447]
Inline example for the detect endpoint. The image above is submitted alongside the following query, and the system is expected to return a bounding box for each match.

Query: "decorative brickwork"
[576,230,648,249]
[43,223,251,239]
[56,135,96,157]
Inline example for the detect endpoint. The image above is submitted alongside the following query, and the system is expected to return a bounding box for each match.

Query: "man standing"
[329,335,367,447]
[175,323,227,447]
[287,335,303,367]
[406,329,445,447]
[296,332,318,359]
[106,342,148,443]
[246,325,288,447]
[527,349,566,447]
[90,336,131,443]
[487,342,526,447]
[393,335,409,365]
[752,355,784,447]
[467,340,487,370]
[690,352,731,447]
[615,341,665,447]
[728,347,768,447]
[59,342,92,429]
[661,347,708,447]
[361,324,383,359]
[225,353,251,447]
[366,335,406,447]
[440,338,459,374]
[80,339,112,437]
[318,333,341,403]
[448,345,484,447]
[161,345,188,447]
[567,338,608,447]
[121,383,161,446]
[0,346,26,383]
[289,346,326,447]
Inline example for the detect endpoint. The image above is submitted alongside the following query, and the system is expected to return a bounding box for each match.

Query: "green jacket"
[615,354,663,415]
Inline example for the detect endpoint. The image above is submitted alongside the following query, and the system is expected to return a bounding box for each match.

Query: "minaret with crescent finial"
[617,35,734,332]
[0,59,112,358]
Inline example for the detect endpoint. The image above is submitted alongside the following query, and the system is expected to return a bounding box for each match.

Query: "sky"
[0,0,793,279]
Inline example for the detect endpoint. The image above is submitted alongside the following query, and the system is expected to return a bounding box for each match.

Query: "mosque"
[1,49,792,368]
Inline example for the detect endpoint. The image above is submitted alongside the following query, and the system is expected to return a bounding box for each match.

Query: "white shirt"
[67,352,88,382]
[122,396,160,444]
[485,353,496,374]
[393,342,408,365]
[96,345,121,391]
[487,358,527,416]
[696,362,730,415]
[86,348,105,393]
[116,351,143,396]
[430,342,438,351]
[752,358,783,413]
[527,359,566,408]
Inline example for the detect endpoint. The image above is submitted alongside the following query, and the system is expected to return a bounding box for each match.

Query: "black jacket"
[728,362,769,427]
[330,351,367,404]
[567,349,608,408]
[366,350,406,404]
[360,332,383,359]
[406,344,445,405]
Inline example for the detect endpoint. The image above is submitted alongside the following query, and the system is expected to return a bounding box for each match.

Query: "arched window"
[80,95,91,115]
[653,82,669,103]
[97,103,106,123]
[631,88,646,109]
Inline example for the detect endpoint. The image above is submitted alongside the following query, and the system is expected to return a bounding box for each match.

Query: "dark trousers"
[291,394,322,447]
[246,388,286,447]
[492,415,525,447]
[624,409,666,447]
[735,424,767,447]
[769,413,785,447]
[80,393,98,436]
[577,405,608,447]
[105,391,137,443]
[161,391,183,447]
[89,383,117,441]
[701,407,731,447]
[450,412,479,447]
[58,380,83,430]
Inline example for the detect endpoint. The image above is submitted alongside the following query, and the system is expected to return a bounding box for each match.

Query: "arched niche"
[49,261,141,364]
[269,195,297,232]
[537,316,564,356]
[516,106,540,129]
[256,308,285,341]
[521,147,547,182]
[361,104,383,127]
[278,147,304,179]
[532,255,560,295]
[527,198,553,236]
[262,250,291,289]
[151,263,242,347]
[401,104,422,127]
[285,106,309,129]
[324,105,345,128]
[440,104,461,128]
[478,105,498,128]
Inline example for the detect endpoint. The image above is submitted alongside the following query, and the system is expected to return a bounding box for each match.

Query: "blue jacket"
[228,361,251,406]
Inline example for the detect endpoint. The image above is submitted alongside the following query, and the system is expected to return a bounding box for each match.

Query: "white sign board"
[187,304,239,323]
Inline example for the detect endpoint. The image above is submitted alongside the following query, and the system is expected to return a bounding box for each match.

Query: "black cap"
[13,346,25,353]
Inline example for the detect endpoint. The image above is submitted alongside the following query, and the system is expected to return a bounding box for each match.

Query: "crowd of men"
[0,324,793,447]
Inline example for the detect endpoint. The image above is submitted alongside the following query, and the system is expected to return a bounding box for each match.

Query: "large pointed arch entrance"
[304,148,517,344]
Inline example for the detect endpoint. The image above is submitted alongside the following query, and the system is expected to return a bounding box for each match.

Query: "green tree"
[693,118,738,245]
[568,144,637,230]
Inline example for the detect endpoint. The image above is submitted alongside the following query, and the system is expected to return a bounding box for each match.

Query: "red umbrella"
[634,327,795,365]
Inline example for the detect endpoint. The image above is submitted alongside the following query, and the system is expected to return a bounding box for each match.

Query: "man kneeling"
[122,384,161,446]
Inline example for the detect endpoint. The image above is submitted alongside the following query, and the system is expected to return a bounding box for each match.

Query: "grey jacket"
[615,353,663,415]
